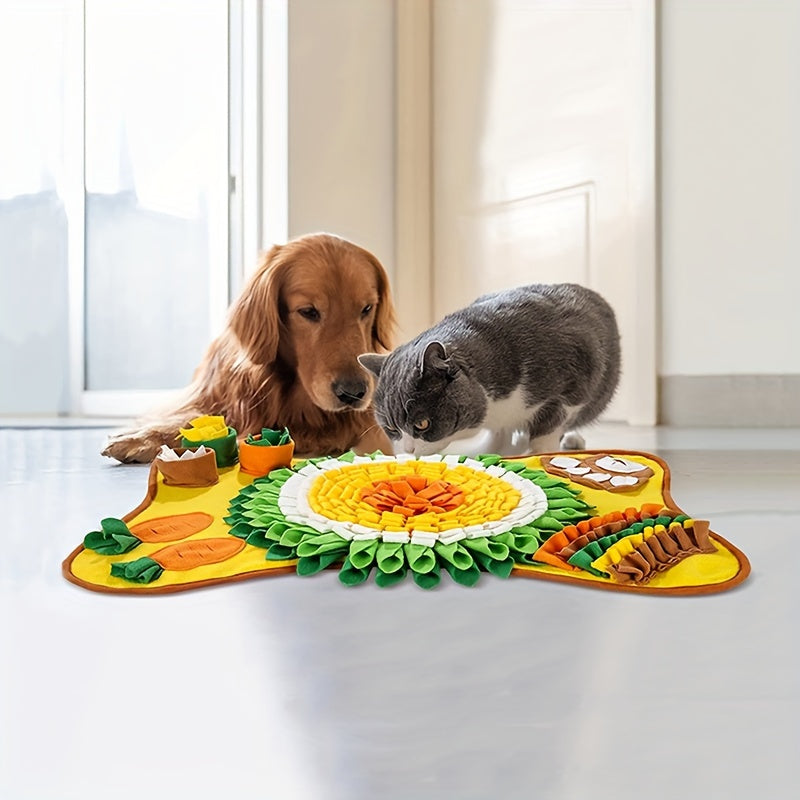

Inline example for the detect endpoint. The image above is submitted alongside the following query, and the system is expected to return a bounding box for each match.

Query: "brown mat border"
[62,450,751,596]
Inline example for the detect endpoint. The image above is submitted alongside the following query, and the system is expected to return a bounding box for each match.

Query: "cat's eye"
[298,307,321,322]
[414,419,430,432]
[383,426,400,438]
[360,304,373,317]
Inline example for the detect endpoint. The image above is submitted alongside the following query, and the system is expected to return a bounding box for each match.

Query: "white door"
[427,0,656,425]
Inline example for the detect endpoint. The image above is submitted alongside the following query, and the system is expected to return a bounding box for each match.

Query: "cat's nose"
[332,378,367,407]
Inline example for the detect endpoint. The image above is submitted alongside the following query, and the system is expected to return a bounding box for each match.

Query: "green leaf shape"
[375,564,408,587]
[532,515,565,532]
[537,485,583,499]
[339,557,372,586]
[245,529,272,550]
[443,561,481,587]
[265,543,297,561]
[278,526,309,548]
[109,556,164,584]
[247,427,291,446]
[434,541,474,570]
[295,532,349,558]
[264,467,295,483]
[548,507,591,522]
[469,550,515,579]
[375,541,406,574]
[83,518,141,555]
[296,551,343,576]
[463,536,510,561]
[502,529,543,553]
[337,451,357,463]
[413,561,441,589]
[349,538,380,569]
[546,497,592,510]
[404,543,437,574]
[499,461,528,474]
[227,521,253,539]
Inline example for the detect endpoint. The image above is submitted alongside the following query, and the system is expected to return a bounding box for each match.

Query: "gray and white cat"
[358,284,620,457]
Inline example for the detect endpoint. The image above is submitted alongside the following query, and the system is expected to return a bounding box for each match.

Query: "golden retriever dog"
[102,233,396,463]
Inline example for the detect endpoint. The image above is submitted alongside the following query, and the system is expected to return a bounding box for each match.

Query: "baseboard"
[659,375,800,427]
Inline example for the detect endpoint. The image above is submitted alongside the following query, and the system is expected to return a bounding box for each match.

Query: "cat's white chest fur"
[480,386,535,430]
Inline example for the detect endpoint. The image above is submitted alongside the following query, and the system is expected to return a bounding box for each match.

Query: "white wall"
[287,0,396,280]
[660,0,800,377]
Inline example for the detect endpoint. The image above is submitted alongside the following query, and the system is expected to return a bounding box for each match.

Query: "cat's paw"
[559,430,586,451]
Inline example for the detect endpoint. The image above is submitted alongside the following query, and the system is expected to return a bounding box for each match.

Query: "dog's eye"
[298,307,321,322]
[361,304,373,317]
[414,419,430,432]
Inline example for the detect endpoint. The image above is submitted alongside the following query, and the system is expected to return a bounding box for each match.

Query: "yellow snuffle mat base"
[63,451,750,596]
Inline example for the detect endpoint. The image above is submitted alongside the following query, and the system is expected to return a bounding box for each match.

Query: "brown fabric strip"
[608,520,717,585]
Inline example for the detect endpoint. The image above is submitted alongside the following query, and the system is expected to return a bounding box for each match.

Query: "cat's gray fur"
[358,284,620,456]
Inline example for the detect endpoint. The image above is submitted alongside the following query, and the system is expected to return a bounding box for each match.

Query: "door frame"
[394,0,657,426]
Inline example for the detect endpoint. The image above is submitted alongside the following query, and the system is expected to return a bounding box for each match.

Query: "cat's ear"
[421,341,454,375]
[358,353,389,377]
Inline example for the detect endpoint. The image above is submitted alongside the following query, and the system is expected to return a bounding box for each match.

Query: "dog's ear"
[367,253,396,352]
[228,244,285,364]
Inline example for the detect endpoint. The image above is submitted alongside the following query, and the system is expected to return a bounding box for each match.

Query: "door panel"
[432,0,655,423]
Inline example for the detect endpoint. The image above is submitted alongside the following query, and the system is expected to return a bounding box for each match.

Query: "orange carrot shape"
[110,538,246,584]
[83,513,214,556]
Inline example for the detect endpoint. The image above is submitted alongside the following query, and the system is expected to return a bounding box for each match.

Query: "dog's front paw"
[102,429,178,464]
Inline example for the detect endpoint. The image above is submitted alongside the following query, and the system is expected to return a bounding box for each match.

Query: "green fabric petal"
[412,561,441,589]
[469,550,515,579]
[433,541,474,570]
[296,532,349,558]
[374,565,408,587]
[278,527,308,548]
[245,530,272,549]
[499,461,528,474]
[338,557,372,586]
[265,467,295,483]
[404,543,437,574]
[349,538,380,569]
[227,522,253,539]
[83,517,140,555]
[296,551,342,576]
[532,515,565,531]
[375,541,406,574]
[548,507,590,522]
[463,536,510,561]
[109,557,163,584]
[567,542,608,576]
[546,497,591,510]
[443,561,481,587]
[266,543,297,561]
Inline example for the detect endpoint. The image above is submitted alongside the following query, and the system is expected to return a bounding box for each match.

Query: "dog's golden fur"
[103,233,396,463]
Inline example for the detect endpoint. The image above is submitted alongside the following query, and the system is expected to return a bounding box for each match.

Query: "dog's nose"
[332,378,367,407]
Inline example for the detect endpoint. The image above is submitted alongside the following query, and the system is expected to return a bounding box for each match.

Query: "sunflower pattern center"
[359,477,466,517]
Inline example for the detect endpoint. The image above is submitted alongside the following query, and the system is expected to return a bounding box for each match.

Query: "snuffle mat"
[63,445,750,595]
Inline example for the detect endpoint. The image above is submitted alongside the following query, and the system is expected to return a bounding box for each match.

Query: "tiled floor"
[1,424,797,800]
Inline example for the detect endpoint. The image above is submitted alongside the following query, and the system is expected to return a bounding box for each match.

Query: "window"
[0,0,270,417]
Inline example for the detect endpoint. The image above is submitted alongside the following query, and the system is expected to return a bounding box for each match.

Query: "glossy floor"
[1,425,798,800]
